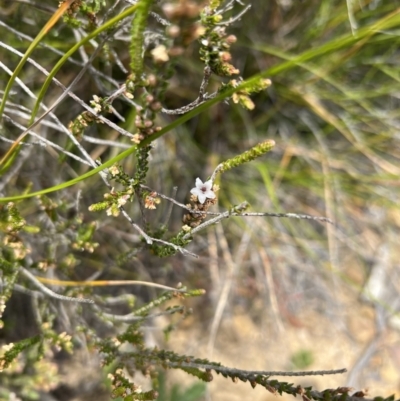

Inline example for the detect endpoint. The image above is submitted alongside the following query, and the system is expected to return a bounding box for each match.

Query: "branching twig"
[162,67,215,115]
[239,211,334,225]
[152,237,199,258]
[120,207,154,244]
[183,202,249,240]
[169,362,347,378]
[210,163,224,182]
[37,277,191,293]
[118,207,197,256]
[98,306,185,323]
[82,135,132,148]
[19,268,95,304]
[216,4,251,26]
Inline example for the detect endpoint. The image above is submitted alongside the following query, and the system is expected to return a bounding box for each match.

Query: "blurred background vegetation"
[0,0,399,400]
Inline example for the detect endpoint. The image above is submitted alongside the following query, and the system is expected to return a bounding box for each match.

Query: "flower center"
[200,186,207,193]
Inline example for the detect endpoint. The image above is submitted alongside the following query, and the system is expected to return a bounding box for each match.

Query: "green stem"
[129,0,154,80]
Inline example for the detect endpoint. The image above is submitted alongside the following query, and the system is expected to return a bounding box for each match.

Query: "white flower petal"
[203,179,213,190]
[205,190,216,199]
[198,193,207,204]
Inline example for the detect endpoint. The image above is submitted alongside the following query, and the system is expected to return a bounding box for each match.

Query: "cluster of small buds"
[68,113,93,139]
[88,188,133,217]
[125,77,136,99]
[2,236,30,260]
[62,0,102,30]
[63,0,82,15]
[162,1,205,50]
[107,163,133,186]
[0,343,15,372]
[230,78,272,110]
[37,260,54,271]
[108,369,159,401]
[52,332,73,353]
[162,1,202,20]
[126,79,163,144]
[109,369,137,399]
[90,163,136,217]
[183,178,219,228]
[144,192,161,210]
[62,0,83,28]
[199,4,239,76]
[108,164,121,177]
[90,95,112,114]
[125,73,158,94]
[72,235,99,253]
[68,95,112,139]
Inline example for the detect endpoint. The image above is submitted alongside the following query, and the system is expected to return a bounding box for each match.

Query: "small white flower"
[190,178,216,204]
